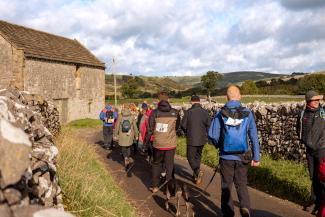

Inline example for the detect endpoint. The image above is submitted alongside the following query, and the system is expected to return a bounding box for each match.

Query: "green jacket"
[114,109,138,147]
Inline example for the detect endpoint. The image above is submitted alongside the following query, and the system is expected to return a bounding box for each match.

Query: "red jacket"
[141,109,153,142]
[317,157,325,217]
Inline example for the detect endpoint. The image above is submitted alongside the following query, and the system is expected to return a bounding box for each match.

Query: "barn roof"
[0,20,105,68]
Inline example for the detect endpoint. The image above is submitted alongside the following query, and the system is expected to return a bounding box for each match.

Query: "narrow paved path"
[77,128,312,217]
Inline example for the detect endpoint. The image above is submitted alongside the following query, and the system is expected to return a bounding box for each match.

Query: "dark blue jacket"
[208,100,260,161]
[99,105,118,127]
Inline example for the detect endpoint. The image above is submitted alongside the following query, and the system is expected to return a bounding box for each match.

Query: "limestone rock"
[0,119,31,188]
[3,188,22,205]
[0,204,11,217]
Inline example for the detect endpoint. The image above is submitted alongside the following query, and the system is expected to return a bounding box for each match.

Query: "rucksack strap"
[320,107,325,119]
[220,107,250,119]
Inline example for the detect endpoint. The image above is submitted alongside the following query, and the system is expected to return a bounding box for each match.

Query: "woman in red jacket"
[318,157,325,217]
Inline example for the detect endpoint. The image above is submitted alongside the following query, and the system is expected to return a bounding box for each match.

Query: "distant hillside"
[105,75,187,96]
[220,71,286,87]
[167,71,286,88]
[105,71,290,96]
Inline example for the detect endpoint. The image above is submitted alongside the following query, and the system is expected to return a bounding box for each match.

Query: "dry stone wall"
[180,101,308,162]
[0,88,72,217]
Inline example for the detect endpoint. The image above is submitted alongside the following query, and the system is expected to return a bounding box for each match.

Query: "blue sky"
[1,0,325,76]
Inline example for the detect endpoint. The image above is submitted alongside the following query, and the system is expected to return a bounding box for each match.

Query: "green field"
[107,95,304,106]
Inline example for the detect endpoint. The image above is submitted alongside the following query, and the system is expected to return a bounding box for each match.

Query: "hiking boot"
[240,208,250,217]
[160,172,167,184]
[150,187,159,193]
[124,157,130,167]
[196,170,203,185]
[106,149,112,158]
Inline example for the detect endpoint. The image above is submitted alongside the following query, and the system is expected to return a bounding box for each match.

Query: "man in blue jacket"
[209,85,260,217]
[99,104,118,154]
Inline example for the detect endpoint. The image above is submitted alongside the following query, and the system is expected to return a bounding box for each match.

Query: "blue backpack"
[220,107,251,154]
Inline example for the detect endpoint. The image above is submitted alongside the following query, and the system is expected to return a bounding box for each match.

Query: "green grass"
[176,137,311,205]
[56,128,138,217]
[108,96,192,105]
[108,95,304,106]
[68,119,102,129]
[212,96,305,104]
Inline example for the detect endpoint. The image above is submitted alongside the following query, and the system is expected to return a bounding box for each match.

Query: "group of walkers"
[99,86,325,217]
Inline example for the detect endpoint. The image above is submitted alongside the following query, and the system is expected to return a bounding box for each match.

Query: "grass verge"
[67,118,102,129]
[56,128,138,217]
[176,137,311,205]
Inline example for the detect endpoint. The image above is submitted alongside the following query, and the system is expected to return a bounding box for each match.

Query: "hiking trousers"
[306,149,325,209]
[187,145,204,176]
[121,146,131,158]
[103,126,114,149]
[152,148,175,187]
[220,159,250,217]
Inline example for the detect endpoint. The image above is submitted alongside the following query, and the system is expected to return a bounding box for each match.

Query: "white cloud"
[0,0,325,76]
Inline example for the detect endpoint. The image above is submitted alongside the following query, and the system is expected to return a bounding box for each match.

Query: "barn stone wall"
[23,59,104,123]
[0,35,14,88]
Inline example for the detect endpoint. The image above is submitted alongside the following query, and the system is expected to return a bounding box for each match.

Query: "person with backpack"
[137,103,149,153]
[114,106,138,173]
[99,104,118,154]
[297,90,325,215]
[208,85,260,217]
[181,95,211,185]
[144,90,180,193]
[139,103,154,163]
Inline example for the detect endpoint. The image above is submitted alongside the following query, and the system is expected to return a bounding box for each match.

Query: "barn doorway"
[54,98,69,124]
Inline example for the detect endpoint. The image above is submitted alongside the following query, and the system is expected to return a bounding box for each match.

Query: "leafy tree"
[255,80,268,88]
[241,80,258,95]
[201,71,222,101]
[121,77,138,98]
[298,74,325,94]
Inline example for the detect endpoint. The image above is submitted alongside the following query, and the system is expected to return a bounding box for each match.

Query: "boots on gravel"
[194,170,204,185]
[124,157,134,177]
[240,208,250,217]
[149,187,159,193]
[106,148,112,158]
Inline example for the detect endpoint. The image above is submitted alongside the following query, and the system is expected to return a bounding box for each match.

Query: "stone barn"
[0,20,105,123]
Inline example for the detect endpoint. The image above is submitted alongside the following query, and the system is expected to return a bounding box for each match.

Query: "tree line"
[106,72,325,99]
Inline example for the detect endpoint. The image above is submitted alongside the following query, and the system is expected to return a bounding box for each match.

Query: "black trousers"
[306,149,325,208]
[220,159,250,217]
[121,146,131,158]
[103,126,113,149]
[152,148,175,187]
[187,145,203,176]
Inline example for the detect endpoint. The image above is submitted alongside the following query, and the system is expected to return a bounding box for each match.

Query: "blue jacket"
[99,105,118,127]
[208,100,260,161]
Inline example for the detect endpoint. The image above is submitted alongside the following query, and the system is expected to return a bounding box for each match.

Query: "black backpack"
[122,119,132,133]
[105,110,114,124]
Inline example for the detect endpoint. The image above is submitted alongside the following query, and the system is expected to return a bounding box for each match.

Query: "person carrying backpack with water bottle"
[99,104,118,155]
[114,106,138,175]
[209,85,260,217]
[297,90,325,215]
